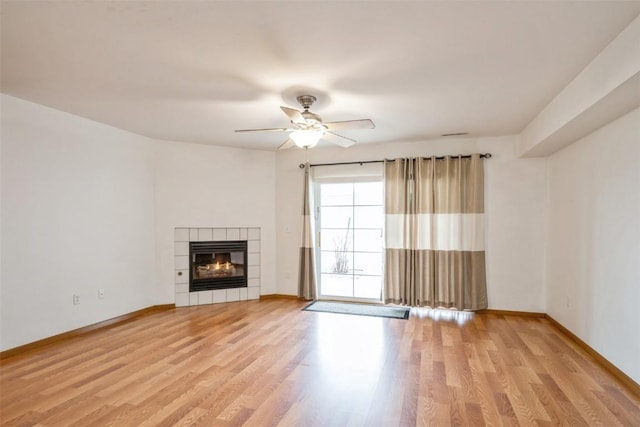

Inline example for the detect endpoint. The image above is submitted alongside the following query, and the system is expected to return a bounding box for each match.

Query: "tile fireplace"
[174,227,260,307]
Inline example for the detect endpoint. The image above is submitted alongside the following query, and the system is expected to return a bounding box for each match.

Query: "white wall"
[276,136,547,312]
[0,95,156,351]
[154,141,277,302]
[546,107,640,383]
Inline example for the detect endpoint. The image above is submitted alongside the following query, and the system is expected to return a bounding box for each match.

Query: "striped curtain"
[298,163,317,300]
[384,154,487,310]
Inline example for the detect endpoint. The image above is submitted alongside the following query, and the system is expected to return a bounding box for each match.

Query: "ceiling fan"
[235,95,375,149]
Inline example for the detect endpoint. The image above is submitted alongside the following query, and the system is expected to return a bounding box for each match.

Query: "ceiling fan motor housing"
[296,95,317,110]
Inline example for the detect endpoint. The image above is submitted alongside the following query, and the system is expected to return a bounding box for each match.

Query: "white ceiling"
[2,1,639,151]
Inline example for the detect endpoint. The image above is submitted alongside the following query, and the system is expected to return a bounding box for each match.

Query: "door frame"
[313,177,384,303]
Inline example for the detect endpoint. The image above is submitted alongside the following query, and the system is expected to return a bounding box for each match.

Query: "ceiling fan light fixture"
[290,129,324,148]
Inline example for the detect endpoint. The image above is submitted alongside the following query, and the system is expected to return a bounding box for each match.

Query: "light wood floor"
[1,298,639,426]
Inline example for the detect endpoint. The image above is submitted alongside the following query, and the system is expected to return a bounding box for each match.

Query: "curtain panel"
[298,163,317,300]
[384,154,487,310]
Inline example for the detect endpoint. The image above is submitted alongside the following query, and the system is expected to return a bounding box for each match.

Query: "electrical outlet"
[73,294,80,305]
[98,288,105,300]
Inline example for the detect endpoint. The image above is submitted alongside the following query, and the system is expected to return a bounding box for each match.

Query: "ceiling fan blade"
[323,119,375,131]
[324,131,356,148]
[278,138,296,150]
[235,127,290,133]
[280,106,307,124]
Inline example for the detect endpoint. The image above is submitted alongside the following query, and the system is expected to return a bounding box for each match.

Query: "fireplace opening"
[190,240,247,292]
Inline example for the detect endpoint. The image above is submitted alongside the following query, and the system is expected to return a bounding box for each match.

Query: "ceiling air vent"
[441,132,469,137]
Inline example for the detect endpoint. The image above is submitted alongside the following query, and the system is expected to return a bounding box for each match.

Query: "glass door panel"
[316,179,383,301]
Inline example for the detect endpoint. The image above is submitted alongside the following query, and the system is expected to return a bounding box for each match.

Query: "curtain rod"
[299,153,492,169]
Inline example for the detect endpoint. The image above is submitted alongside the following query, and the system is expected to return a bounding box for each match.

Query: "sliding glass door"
[316,179,384,301]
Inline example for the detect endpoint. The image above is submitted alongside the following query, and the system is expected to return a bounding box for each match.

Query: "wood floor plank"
[1,299,639,426]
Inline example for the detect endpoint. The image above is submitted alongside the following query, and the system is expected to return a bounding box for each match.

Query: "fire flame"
[213,261,232,271]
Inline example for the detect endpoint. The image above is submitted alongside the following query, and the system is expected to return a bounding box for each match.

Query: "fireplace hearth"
[189,240,247,292]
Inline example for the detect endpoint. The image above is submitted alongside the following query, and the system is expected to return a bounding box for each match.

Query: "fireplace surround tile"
[213,289,226,303]
[176,269,188,284]
[198,228,213,241]
[226,228,240,240]
[248,287,260,300]
[175,293,189,307]
[174,242,189,256]
[198,290,213,305]
[226,288,240,302]
[212,228,227,241]
[247,265,260,279]
[174,227,261,307]
[175,228,189,242]
[175,256,189,270]
[248,228,260,240]
[248,253,259,266]
[248,240,260,253]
